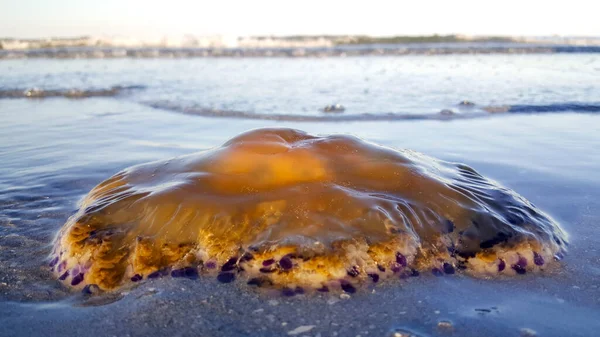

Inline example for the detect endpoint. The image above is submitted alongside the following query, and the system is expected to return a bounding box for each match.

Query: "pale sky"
[0,0,598,39]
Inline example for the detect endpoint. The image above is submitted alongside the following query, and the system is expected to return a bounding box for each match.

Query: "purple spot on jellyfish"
[171,267,198,278]
[221,257,238,272]
[262,259,275,267]
[71,273,84,286]
[533,252,545,266]
[443,262,455,274]
[49,256,59,267]
[295,286,305,294]
[57,261,66,273]
[204,261,216,269]
[512,264,526,274]
[131,274,142,282]
[217,272,235,283]
[279,256,293,270]
[368,273,380,283]
[184,267,198,278]
[396,252,407,267]
[71,265,81,276]
[512,256,528,274]
[59,271,69,280]
[377,264,386,272]
[171,269,184,277]
[340,280,356,294]
[498,259,506,272]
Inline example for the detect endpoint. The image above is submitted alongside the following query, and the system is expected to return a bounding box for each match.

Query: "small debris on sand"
[484,105,511,113]
[520,328,537,337]
[388,328,421,337]
[437,320,454,331]
[322,104,345,113]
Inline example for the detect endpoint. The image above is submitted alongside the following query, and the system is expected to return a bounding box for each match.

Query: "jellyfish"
[50,128,567,293]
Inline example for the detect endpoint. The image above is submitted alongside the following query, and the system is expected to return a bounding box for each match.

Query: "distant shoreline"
[1,44,599,60]
[2,34,600,51]
[2,34,600,59]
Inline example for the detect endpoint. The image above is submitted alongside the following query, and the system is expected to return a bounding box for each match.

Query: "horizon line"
[3,33,600,41]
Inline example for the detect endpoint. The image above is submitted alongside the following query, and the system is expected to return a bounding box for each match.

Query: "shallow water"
[1,55,600,337]
[2,54,600,119]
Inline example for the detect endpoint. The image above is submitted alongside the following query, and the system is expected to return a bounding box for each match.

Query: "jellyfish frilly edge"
[49,128,568,294]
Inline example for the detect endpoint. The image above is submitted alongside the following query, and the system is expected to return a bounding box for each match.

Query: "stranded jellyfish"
[50,128,567,293]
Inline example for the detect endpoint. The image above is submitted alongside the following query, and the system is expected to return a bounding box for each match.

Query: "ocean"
[1,51,599,337]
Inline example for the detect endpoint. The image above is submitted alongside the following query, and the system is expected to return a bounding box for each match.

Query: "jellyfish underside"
[50,128,567,293]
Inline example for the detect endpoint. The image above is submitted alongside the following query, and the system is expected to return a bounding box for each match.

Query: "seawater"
[1,54,599,119]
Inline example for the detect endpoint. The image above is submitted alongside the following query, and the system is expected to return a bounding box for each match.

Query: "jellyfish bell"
[50,128,567,293]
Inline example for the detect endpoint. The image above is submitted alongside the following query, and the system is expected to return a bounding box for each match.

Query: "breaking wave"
[2,85,598,122]
[145,100,600,122]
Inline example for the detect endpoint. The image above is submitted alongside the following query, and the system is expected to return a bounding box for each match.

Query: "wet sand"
[1,99,599,337]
